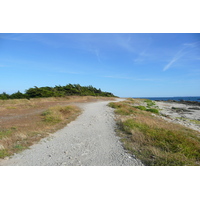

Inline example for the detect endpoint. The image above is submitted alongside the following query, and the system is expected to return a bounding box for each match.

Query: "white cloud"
[163,41,200,71]
[163,49,184,71]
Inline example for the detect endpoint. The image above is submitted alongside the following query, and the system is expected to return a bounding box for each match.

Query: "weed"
[42,105,79,124]
[41,110,52,116]
[0,149,9,158]
[108,102,122,109]
[6,106,17,109]
[144,99,156,107]
[13,144,25,150]
[134,106,159,114]
[135,106,146,111]
[176,117,200,125]
[146,108,159,114]
[189,119,200,125]
[110,103,136,116]
[0,129,12,139]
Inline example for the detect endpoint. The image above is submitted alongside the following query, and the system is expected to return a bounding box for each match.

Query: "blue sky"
[0,33,200,97]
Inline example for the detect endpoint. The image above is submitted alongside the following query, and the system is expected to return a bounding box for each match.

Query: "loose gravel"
[0,99,142,166]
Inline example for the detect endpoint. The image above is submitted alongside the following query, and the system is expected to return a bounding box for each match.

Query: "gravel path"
[0,99,142,166]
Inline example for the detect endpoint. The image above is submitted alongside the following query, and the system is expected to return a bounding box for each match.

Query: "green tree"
[0,92,10,100]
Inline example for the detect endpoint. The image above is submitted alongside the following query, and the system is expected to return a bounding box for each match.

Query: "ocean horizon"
[133,96,200,103]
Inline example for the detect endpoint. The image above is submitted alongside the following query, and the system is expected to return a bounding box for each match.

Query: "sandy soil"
[155,101,200,132]
[0,99,142,166]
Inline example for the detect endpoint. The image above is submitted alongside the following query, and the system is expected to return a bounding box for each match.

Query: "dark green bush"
[0,84,116,100]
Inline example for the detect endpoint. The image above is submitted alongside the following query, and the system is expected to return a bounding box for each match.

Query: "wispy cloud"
[163,41,200,71]
[134,49,151,63]
[183,41,200,48]
[94,49,101,63]
[88,48,102,63]
[103,75,161,81]
[163,48,185,71]
[115,35,135,53]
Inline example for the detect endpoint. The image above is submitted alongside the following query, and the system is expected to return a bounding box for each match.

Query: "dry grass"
[0,105,81,158]
[109,100,200,166]
[0,96,115,158]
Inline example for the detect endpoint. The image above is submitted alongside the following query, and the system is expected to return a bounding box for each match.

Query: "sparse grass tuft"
[0,149,10,158]
[134,106,159,114]
[146,108,159,114]
[144,99,156,107]
[41,105,79,124]
[189,119,200,125]
[135,106,146,111]
[108,102,122,109]
[0,129,12,139]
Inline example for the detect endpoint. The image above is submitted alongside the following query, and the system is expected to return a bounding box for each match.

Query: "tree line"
[0,84,116,100]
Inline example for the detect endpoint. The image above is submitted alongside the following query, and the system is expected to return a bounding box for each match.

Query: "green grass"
[189,119,200,125]
[41,105,77,124]
[146,108,159,114]
[144,99,156,107]
[108,102,122,109]
[176,117,200,125]
[0,129,12,139]
[108,102,136,115]
[13,144,26,150]
[109,100,200,166]
[0,149,10,158]
[42,109,62,124]
[134,106,159,114]
[122,119,200,165]
[135,106,146,110]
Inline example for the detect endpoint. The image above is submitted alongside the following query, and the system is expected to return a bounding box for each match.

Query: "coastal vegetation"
[0,84,116,100]
[108,99,200,166]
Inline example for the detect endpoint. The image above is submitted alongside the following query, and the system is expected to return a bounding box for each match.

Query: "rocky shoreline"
[156,99,200,106]
[154,100,200,132]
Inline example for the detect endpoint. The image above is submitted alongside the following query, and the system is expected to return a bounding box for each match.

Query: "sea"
[133,96,200,103]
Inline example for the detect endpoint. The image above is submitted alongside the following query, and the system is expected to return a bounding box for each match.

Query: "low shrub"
[146,108,159,114]
[135,106,146,111]
[144,99,156,107]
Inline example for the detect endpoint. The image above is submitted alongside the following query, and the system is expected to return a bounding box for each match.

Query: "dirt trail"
[0,99,142,166]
